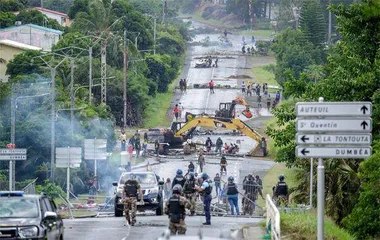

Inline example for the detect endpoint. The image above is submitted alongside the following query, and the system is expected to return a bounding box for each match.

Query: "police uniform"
[183,177,196,215]
[200,180,212,225]
[172,174,186,188]
[123,179,141,225]
[165,194,190,235]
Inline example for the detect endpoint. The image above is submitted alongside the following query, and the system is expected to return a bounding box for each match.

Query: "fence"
[266,194,281,240]
[22,178,38,194]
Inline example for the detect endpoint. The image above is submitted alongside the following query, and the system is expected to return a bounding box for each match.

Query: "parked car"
[0,191,64,240]
[113,171,164,217]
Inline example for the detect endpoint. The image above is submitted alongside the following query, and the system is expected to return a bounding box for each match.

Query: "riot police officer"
[172,169,186,188]
[195,173,212,225]
[183,172,196,216]
[122,174,144,226]
[165,185,190,235]
[273,174,289,206]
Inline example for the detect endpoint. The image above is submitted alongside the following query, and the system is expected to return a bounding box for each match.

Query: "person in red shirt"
[173,104,180,121]
[209,80,215,93]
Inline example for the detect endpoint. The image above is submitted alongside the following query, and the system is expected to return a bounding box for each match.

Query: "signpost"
[84,139,107,178]
[296,98,373,240]
[56,147,82,200]
[0,148,27,191]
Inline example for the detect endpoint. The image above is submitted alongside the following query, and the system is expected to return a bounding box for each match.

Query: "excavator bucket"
[242,110,253,118]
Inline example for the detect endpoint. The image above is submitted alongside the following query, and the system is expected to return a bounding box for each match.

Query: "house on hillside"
[32,7,71,27]
[0,24,63,51]
[0,39,42,82]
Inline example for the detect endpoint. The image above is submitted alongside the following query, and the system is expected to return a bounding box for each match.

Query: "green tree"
[43,0,75,14]
[0,11,16,28]
[300,0,326,46]
[6,50,43,78]
[68,0,89,19]
[0,0,24,12]
[342,142,380,239]
[271,28,323,85]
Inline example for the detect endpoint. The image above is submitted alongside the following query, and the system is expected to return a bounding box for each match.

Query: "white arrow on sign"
[296,118,372,132]
[296,146,372,158]
[296,102,372,117]
[296,133,372,145]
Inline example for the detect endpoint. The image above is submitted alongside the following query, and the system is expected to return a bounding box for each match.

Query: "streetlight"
[10,92,50,190]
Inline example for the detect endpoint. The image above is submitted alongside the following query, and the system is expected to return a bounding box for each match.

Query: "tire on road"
[155,198,164,216]
[114,197,123,217]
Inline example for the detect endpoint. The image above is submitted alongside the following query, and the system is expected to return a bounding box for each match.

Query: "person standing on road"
[122,174,144,226]
[213,173,221,198]
[178,102,184,120]
[261,137,267,157]
[183,172,197,216]
[241,81,246,93]
[164,178,172,200]
[220,155,227,175]
[226,176,240,215]
[141,139,148,157]
[183,79,187,92]
[267,97,271,110]
[195,173,212,225]
[154,140,160,156]
[135,137,141,158]
[188,161,195,174]
[209,80,215,93]
[205,137,213,152]
[174,104,180,121]
[257,95,262,109]
[214,57,219,68]
[179,79,184,92]
[198,150,205,173]
[172,169,186,188]
[215,137,223,153]
[165,185,190,235]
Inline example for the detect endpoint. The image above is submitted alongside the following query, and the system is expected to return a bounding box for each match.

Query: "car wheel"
[156,197,163,216]
[114,197,123,217]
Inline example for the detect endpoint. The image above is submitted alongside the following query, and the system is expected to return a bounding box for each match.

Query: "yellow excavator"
[215,97,253,119]
[161,115,262,148]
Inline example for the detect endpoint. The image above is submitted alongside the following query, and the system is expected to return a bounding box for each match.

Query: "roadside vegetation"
[252,65,277,87]
[0,0,189,197]
[264,1,380,239]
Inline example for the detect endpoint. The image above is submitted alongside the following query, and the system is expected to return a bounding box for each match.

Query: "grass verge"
[143,88,174,128]
[238,29,275,38]
[281,212,355,240]
[252,65,278,87]
[59,209,97,219]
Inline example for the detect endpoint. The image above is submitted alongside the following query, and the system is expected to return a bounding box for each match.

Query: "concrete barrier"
[266,194,281,239]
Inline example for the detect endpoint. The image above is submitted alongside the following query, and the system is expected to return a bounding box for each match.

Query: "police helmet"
[228,176,234,182]
[189,172,194,177]
[248,174,253,178]
[176,169,183,175]
[201,173,209,180]
[172,184,182,194]
[279,174,285,181]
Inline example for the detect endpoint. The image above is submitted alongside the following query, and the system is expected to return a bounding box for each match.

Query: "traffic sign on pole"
[296,133,372,145]
[296,146,372,158]
[0,155,27,160]
[0,149,27,154]
[296,102,372,117]
[296,118,372,132]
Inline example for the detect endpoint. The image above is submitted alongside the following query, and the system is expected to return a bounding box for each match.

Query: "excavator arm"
[174,116,262,142]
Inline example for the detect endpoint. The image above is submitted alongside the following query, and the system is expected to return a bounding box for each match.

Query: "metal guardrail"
[266,194,281,240]
[22,178,38,194]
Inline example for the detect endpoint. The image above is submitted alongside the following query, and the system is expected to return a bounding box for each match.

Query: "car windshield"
[119,173,157,188]
[0,198,39,218]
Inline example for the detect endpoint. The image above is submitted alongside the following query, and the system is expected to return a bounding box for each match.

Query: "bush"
[36,180,66,199]
[342,147,380,239]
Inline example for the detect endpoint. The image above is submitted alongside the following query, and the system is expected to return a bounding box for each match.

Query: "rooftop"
[0,24,63,35]
[32,7,70,18]
[0,39,42,51]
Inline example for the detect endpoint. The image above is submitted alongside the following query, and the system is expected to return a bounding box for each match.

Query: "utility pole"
[153,17,157,55]
[10,84,15,191]
[41,0,43,8]
[50,67,56,180]
[100,42,107,104]
[70,59,75,141]
[89,46,93,103]
[328,0,332,45]
[123,30,128,129]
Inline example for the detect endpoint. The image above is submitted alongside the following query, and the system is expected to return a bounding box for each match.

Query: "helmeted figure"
[183,172,197,216]
[165,184,190,235]
[172,169,186,188]
[123,174,144,226]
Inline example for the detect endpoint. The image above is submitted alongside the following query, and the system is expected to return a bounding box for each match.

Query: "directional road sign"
[0,155,27,160]
[296,146,372,158]
[296,133,372,145]
[84,139,107,160]
[296,118,372,132]
[296,102,372,117]
[55,147,82,168]
[0,149,27,154]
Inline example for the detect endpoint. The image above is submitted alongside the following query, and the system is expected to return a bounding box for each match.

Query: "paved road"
[63,215,263,240]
